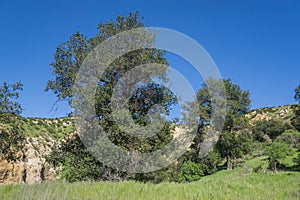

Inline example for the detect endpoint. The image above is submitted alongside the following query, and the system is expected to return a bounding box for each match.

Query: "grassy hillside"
[1,157,299,200]
[0,113,74,140]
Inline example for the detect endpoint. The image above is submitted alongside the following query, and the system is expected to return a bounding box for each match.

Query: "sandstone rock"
[0,136,59,185]
[0,160,25,184]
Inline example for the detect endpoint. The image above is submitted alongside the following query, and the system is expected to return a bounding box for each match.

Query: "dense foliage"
[265,142,295,172]
[0,123,26,161]
[46,134,127,182]
[0,81,23,115]
[252,119,292,141]
[179,161,204,182]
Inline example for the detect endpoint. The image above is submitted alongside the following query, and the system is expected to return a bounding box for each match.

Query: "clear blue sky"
[0,0,299,118]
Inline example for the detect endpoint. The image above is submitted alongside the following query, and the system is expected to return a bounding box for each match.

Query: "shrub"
[179,161,204,182]
[0,127,26,161]
[291,110,300,132]
[265,142,295,172]
[275,129,300,148]
[46,134,119,182]
[252,120,292,141]
[198,150,222,175]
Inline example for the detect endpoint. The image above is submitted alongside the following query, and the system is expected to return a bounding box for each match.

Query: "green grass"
[1,170,299,200]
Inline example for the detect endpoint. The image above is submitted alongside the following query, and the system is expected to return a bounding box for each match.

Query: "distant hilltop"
[246,104,299,125]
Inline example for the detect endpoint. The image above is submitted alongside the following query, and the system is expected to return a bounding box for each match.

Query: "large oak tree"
[45,12,177,180]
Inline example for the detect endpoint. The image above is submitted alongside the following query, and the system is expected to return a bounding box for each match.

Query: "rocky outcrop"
[0,136,60,185]
[0,114,74,185]
[0,160,25,184]
[246,104,299,125]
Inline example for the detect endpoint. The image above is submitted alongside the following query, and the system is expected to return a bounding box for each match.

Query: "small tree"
[0,81,23,115]
[195,79,252,170]
[294,85,300,103]
[297,148,300,167]
[179,161,204,182]
[292,85,300,131]
[266,142,295,172]
[198,150,222,175]
[0,126,26,161]
[216,131,252,170]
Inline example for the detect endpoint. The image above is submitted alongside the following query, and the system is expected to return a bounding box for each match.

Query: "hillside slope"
[246,104,299,125]
[0,104,299,185]
[0,114,74,185]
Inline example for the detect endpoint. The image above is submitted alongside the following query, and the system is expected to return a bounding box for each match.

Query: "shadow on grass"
[279,164,300,172]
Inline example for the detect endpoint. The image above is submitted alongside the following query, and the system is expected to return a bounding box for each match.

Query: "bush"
[251,141,269,157]
[198,150,222,175]
[179,161,204,182]
[297,152,300,167]
[291,109,300,132]
[0,127,26,161]
[133,163,181,183]
[46,134,125,182]
[252,120,292,141]
[275,129,300,148]
[265,142,295,172]
[253,162,269,173]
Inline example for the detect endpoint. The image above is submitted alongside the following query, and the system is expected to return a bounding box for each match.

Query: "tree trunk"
[270,159,277,172]
[226,156,233,170]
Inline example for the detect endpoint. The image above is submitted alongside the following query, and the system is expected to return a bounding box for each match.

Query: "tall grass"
[1,170,299,200]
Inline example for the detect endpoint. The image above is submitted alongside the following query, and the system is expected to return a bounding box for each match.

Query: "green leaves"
[265,142,295,172]
[179,161,204,182]
[46,134,105,182]
[45,32,90,100]
[252,119,292,141]
[0,126,26,161]
[196,79,252,169]
[216,131,252,169]
[0,81,23,115]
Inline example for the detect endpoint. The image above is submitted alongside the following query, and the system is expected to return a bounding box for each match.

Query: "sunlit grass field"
[1,169,299,200]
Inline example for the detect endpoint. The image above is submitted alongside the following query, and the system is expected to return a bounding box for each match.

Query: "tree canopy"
[45,11,175,127]
[45,11,168,105]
